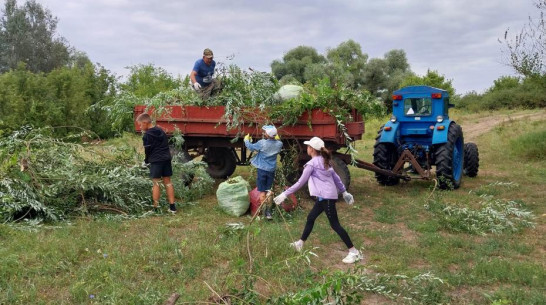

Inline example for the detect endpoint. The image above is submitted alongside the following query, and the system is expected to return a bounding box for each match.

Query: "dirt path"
[460,110,546,141]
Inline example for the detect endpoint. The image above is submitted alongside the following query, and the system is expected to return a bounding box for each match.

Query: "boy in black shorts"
[136,113,177,214]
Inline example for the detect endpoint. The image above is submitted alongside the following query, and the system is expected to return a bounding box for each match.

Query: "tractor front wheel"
[373,142,400,186]
[463,142,479,177]
[434,123,464,189]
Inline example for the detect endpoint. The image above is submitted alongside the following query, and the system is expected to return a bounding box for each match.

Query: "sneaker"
[168,204,177,214]
[290,240,303,252]
[265,208,273,220]
[342,251,363,264]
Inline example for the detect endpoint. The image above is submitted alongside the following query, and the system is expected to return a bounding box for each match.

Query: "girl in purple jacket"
[274,137,362,264]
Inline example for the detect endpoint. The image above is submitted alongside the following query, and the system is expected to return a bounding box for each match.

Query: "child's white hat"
[262,125,277,137]
[304,137,325,150]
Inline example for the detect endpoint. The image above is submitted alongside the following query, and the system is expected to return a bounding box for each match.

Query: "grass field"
[1,109,545,304]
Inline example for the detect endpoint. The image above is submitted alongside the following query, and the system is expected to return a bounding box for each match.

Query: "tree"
[0,0,71,73]
[400,69,456,97]
[270,46,326,83]
[121,64,181,98]
[502,0,546,77]
[325,39,368,88]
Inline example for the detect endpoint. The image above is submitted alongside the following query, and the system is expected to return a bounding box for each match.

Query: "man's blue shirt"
[244,139,283,172]
[192,59,216,86]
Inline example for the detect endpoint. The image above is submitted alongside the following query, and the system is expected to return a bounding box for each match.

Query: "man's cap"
[203,48,213,58]
[304,137,325,151]
[262,125,277,137]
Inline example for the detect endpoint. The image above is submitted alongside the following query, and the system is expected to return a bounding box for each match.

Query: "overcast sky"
[26,0,538,94]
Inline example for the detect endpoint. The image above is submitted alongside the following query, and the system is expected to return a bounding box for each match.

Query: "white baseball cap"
[304,137,325,150]
[262,125,277,137]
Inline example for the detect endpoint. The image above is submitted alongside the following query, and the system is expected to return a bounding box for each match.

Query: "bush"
[509,129,546,161]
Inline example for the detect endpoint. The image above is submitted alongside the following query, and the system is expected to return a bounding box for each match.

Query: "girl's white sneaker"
[342,250,363,264]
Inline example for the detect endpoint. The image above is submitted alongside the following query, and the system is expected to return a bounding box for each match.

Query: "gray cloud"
[34,0,535,94]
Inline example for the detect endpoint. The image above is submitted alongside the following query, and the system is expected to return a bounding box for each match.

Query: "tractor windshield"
[404,98,432,116]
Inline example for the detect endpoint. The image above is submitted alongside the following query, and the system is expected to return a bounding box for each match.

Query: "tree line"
[0,0,544,139]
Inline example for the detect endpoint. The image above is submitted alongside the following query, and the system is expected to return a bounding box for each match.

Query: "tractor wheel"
[332,156,351,190]
[463,142,479,177]
[434,123,464,189]
[203,147,237,179]
[170,147,194,186]
[373,142,400,186]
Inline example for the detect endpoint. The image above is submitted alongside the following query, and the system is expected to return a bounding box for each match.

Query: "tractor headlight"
[436,115,444,123]
[390,115,397,123]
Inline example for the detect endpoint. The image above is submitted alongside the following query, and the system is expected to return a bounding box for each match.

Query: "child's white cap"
[304,137,325,150]
[262,125,277,137]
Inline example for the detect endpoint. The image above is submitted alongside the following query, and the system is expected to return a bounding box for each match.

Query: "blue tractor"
[371,85,479,189]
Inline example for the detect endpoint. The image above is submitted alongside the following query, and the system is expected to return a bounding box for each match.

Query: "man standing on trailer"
[190,48,222,100]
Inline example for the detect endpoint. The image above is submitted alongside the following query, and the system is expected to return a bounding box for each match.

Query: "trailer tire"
[434,123,463,189]
[332,156,351,190]
[170,147,194,186]
[373,142,400,186]
[203,147,237,179]
[463,142,479,177]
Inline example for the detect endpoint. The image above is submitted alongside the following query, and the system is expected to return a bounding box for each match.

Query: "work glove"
[342,191,354,205]
[141,161,150,169]
[192,82,202,91]
[274,193,287,205]
[244,134,252,142]
[274,134,280,140]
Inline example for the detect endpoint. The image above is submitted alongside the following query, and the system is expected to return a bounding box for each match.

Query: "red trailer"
[134,105,364,187]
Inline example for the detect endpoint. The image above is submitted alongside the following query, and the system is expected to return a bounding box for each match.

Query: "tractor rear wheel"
[463,142,479,177]
[373,142,400,186]
[332,156,351,190]
[434,123,464,189]
[203,147,237,179]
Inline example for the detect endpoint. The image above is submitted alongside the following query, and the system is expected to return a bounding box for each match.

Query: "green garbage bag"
[216,176,251,216]
[273,84,303,101]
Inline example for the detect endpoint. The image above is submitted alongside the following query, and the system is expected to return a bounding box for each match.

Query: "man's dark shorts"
[149,160,173,178]
[257,168,275,192]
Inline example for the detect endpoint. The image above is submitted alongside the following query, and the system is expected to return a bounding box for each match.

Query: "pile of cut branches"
[0,126,214,223]
[104,65,386,134]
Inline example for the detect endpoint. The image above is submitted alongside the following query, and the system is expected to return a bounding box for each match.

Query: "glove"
[141,161,150,169]
[192,82,202,91]
[342,191,354,205]
[244,134,252,142]
[274,134,280,140]
[274,193,287,205]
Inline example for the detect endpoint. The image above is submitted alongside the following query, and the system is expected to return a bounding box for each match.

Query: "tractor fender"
[378,121,400,144]
[432,119,453,145]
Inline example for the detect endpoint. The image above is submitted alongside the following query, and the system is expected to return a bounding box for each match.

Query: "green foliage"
[0,0,71,73]
[509,129,546,160]
[501,1,546,77]
[0,63,117,138]
[456,75,546,111]
[0,127,213,222]
[272,41,412,104]
[269,268,448,304]
[271,46,326,83]
[121,64,182,98]
[425,192,535,235]
[400,69,456,97]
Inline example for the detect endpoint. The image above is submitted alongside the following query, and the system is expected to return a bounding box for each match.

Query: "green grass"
[1,109,545,304]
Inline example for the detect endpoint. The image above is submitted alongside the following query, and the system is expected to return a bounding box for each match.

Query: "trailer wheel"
[332,156,351,190]
[434,123,463,189]
[373,142,400,186]
[170,147,194,186]
[203,147,237,179]
[463,142,479,177]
